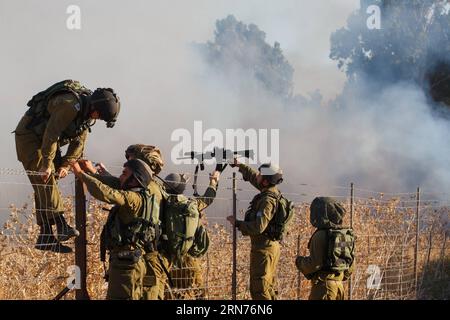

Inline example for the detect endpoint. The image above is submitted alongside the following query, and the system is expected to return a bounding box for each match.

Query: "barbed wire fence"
[0,167,448,300]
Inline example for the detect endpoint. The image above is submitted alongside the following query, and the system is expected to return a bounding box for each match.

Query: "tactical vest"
[244,190,295,241]
[25,80,93,145]
[244,192,265,222]
[100,188,161,260]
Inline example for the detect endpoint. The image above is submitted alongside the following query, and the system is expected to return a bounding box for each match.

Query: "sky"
[0,0,358,185]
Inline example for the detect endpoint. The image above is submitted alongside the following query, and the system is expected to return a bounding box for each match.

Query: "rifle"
[177,147,254,196]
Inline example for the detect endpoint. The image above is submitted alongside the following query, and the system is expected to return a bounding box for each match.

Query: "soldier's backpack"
[160,190,201,261]
[187,224,210,258]
[264,191,296,241]
[25,79,92,139]
[323,228,355,273]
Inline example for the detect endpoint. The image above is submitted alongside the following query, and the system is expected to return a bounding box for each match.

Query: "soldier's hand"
[295,256,304,270]
[95,162,108,175]
[39,167,52,183]
[70,162,84,178]
[226,215,236,226]
[57,167,69,179]
[78,159,97,174]
[230,157,240,168]
[210,171,220,184]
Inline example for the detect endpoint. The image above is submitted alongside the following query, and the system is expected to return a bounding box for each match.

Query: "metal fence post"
[75,177,90,300]
[296,234,302,300]
[206,252,210,300]
[414,187,420,299]
[349,182,354,300]
[232,172,237,300]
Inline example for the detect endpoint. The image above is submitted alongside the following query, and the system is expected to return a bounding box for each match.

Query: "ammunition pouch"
[112,249,142,264]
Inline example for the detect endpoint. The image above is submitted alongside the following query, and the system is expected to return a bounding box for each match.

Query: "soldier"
[296,197,355,300]
[164,172,219,299]
[90,144,169,300]
[227,160,284,300]
[14,80,120,253]
[71,158,155,300]
[123,145,170,300]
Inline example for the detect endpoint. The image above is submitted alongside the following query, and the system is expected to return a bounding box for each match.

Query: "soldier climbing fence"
[0,167,448,300]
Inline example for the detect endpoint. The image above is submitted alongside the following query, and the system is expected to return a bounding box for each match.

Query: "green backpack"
[324,228,355,273]
[25,80,92,139]
[160,191,201,261]
[264,192,296,241]
[188,224,210,258]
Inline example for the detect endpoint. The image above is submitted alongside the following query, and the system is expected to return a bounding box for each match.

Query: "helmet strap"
[122,175,136,190]
[81,95,92,118]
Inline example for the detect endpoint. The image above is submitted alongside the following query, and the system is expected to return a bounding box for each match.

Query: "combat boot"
[35,224,73,254]
[55,215,80,242]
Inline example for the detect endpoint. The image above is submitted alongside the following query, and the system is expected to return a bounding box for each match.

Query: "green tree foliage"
[198,15,294,100]
[330,0,450,104]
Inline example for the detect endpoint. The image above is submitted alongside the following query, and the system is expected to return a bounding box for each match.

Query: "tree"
[330,0,450,105]
[197,15,294,100]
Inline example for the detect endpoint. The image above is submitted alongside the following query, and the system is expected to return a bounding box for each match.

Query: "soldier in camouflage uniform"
[164,172,219,299]
[296,197,355,300]
[92,144,170,300]
[124,145,171,300]
[72,159,155,300]
[227,160,284,300]
[14,80,120,253]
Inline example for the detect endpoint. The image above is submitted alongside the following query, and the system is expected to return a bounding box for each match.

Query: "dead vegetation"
[0,195,448,300]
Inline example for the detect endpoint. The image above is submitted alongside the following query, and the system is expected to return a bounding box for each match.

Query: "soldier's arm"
[296,230,327,276]
[235,196,276,236]
[61,129,88,166]
[41,93,79,169]
[238,163,262,191]
[78,172,127,206]
[90,173,121,189]
[196,181,218,212]
[80,172,143,221]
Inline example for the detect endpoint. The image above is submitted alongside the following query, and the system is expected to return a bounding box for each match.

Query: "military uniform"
[15,92,87,227]
[88,173,169,300]
[296,197,354,300]
[140,180,170,301]
[296,231,347,300]
[95,146,170,300]
[79,172,156,300]
[235,164,280,300]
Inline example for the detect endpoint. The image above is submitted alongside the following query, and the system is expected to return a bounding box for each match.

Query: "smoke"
[1,0,450,222]
[190,3,450,197]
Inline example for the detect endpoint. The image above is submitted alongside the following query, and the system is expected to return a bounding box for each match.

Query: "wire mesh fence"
[0,168,448,300]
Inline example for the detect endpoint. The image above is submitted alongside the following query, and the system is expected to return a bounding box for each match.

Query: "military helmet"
[258,163,283,185]
[310,197,346,229]
[164,173,190,194]
[123,159,152,189]
[125,144,164,174]
[90,88,120,128]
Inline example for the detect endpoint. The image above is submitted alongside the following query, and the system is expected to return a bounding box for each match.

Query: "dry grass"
[0,194,448,300]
